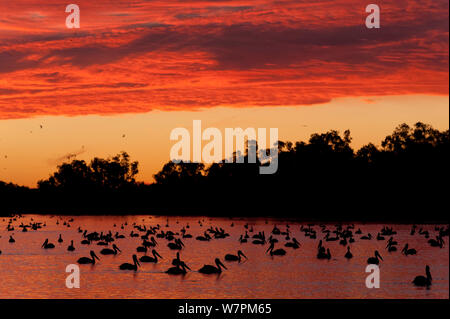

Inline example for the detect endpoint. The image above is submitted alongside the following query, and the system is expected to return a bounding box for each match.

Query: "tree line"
[1,122,448,220]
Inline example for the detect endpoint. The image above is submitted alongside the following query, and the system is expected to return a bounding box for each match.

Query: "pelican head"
[113,244,121,252]
[181,261,191,271]
[90,250,100,261]
[238,250,247,259]
[215,258,227,270]
[426,265,432,281]
[152,249,162,258]
[132,254,141,267]
[266,242,275,253]
[375,250,383,260]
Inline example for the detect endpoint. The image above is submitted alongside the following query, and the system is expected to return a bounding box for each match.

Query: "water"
[0,215,448,299]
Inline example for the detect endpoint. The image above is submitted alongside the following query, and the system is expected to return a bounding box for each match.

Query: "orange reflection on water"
[0,215,448,299]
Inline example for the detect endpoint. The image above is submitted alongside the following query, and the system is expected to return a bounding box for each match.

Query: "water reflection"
[0,215,448,299]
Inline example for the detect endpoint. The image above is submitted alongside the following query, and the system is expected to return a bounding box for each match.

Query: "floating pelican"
[225,250,247,262]
[77,251,100,264]
[58,234,63,243]
[139,249,162,263]
[100,244,121,255]
[42,239,55,249]
[168,238,184,250]
[285,238,300,249]
[199,258,227,274]
[67,240,75,251]
[9,236,15,243]
[266,242,286,256]
[166,261,190,275]
[360,233,372,240]
[317,248,331,260]
[413,265,432,287]
[367,250,383,265]
[119,254,140,271]
[402,244,417,256]
[344,246,353,259]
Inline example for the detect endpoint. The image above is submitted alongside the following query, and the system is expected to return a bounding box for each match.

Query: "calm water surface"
[0,215,448,299]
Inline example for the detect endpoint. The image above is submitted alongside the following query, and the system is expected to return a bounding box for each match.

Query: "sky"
[0,0,448,186]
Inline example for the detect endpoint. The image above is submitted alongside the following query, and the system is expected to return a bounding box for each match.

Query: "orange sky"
[0,1,448,186]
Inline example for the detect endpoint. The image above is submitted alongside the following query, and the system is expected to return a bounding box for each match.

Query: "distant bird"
[140,249,162,263]
[225,250,247,262]
[78,251,100,264]
[266,243,286,256]
[58,234,63,243]
[67,240,75,251]
[166,261,190,275]
[119,255,140,271]
[413,265,432,287]
[9,236,15,243]
[100,244,121,255]
[344,246,353,259]
[42,239,55,249]
[367,250,383,265]
[199,258,227,274]
[402,244,417,256]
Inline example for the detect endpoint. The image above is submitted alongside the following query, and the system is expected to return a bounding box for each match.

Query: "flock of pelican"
[1,215,448,289]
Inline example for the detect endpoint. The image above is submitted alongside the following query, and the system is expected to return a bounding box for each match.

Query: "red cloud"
[0,0,448,119]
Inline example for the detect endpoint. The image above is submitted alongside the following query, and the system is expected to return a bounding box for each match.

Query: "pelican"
[168,238,184,250]
[9,236,15,243]
[77,251,100,264]
[67,240,75,251]
[402,244,417,256]
[100,244,121,255]
[360,233,372,240]
[42,239,55,249]
[367,250,383,265]
[58,234,63,243]
[139,249,162,263]
[266,243,286,256]
[136,246,147,253]
[317,248,331,260]
[413,265,432,287]
[285,238,301,249]
[225,250,247,262]
[199,258,227,274]
[344,246,353,259]
[119,255,140,271]
[172,252,181,266]
[166,261,190,275]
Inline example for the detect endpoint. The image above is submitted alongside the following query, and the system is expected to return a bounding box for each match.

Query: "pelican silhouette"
[67,240,75,251]
[140,249,162,263]
[402,244,417,256]
[166,261,190,275]
[225,250,247,262]
[100,244,121,255]
[317,248,331,260]
[9,236,15,243]
[168,238,184,250]
[344,246,353,259]
[58,234,63,243]
[266,243,286,256]
[119,254,140,271]
[413,265,432,287]
[367,250,383,265]
[77,251,100,264]
[285,238,301,249]
[360,233,372,240]
[42,239,55,249]
[199,258,227,274]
